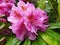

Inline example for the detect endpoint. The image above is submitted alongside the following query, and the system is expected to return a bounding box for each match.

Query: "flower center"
[21,6,26,11]
[5,0,9,3]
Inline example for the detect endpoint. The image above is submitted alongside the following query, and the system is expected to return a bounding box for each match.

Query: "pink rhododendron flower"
[0,0,15,4]
[8,1,48,41]
[0,3,13,16]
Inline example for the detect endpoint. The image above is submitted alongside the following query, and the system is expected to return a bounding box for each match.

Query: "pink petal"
[27,31,36,40]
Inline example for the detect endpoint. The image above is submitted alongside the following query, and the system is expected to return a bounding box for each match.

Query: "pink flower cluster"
[0,3,13,16]
[0,0,15,31]
[8,1,48,41]
[0,0,15,23]
[0,0,15,16]
[0,0,15,4]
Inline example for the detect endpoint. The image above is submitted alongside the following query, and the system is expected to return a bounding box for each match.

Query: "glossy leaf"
[48,23,60,29]
[48,0,54,10]
[46,30,60,41]
[36,0,46,9]
[15,41,21,45]
[32,35,47,45]
[57,0,60,22]
[39,30,60,45]
[0,37,6,45]
[5,36,21,45]
[0,23,5,29]
[23,39,31,45]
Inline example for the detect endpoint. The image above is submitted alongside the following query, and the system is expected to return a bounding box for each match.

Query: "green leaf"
[48,23,60,29]
[46,30,60,41]
[23,39,31,45]
[15,41,21,45]
[48,0,57,12]
[0,37,5,42]
[0,23,5,29]
[39,30,60,45]
[5,36,21,45]
[36,0,46,9]
[32,36,47,45]
[57,0,60,22]
[48,0,54,10]
[40,32,58,45]
[0,37,6,45]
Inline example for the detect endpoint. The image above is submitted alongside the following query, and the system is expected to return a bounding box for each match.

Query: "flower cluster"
[0,0,15,4]
[0,0,15,34]
[0,0,15,23]
[8,1,48,41]
[0,3,13,17]
[0,0,15,16]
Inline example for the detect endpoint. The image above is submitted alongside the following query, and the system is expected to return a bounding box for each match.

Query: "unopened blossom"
[8,1,48,41]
